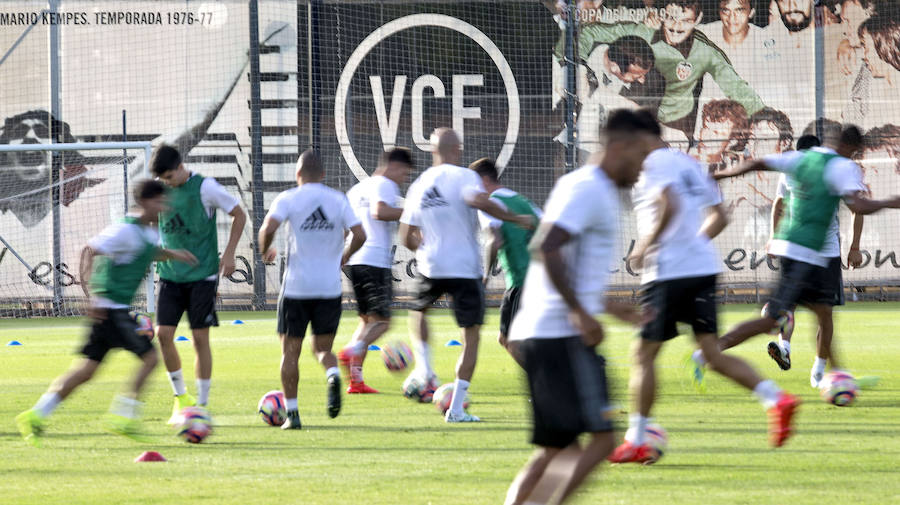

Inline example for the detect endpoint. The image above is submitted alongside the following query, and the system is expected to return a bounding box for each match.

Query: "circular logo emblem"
[675,61,693,81]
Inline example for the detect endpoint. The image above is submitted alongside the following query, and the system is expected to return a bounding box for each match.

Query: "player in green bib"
[693,124,900,382]
[470,158,541,365]
[151,145,247,424]
[16,180,197,446]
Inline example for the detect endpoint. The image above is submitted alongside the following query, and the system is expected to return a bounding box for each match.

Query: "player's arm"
[220,205,247,277]
[771,196,784,236]
[78,245,99,298]
[342,224,366,266]
[699,203,729,240]
[483,226,504,286]
[841,191,900,215]
[848,212,864,268]
[708,50,765,116]
[629,186,677,269]
[712,159,769,180]
[465,192,534,230]
[258,215,282,263]
[398,222,423,252]
[372,201,403,221]
[156,248,198,265]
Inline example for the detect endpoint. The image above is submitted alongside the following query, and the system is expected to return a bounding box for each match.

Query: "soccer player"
[150,145,247,424]
[259,150,366,429]
[471,157,541,365]
[608,114,800,464]
[15,180,197,446]
[338,147,413,394]
[767,134,864,387]
[503,109,653,505]
[399,128,534,423]
[700,124,900,375]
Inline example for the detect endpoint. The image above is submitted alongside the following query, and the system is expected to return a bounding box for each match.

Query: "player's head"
[150,144,189,187]
[469,157,500,188]
[133,178,169,218]
[296,149,324,183]
[796,134,821,150]
[606,36,655,84]
[859,15,900,78]
[861,124,900,173]
[822,123,864,158]
[776,0,813,32]
[840,0,875,46]
[697,99,748,164]
[429,128,462,166]
[600,108,660,187]
[378,147,413,185]
[748,107,793,157]
[719,0,754,37]
[661,1,702,46]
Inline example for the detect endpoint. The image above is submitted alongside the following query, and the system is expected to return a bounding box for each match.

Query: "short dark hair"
[859,15,900,72]
[802,117,842,139]
[603,108,662,137]
[379,147,413,167]
[150,144,182,176]
[796,134,821,150]
[607,36,656,72]
[132,179,167,202]
[665,0,701,16]
[840,124,864,149]
[469,157,499,181]
[750,107,794,145]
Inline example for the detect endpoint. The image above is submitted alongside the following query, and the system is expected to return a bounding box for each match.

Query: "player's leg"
[555,430,616,504]
[155,280,195,421]
[446,279,485,422]
[504,446,564,505]
[343,266,393,393]
[407,275,441,385]
[809,303,837,387]
[186,280,218,407]
[310,297,343,418]
[499,286,525,367]
[277,297,308,429]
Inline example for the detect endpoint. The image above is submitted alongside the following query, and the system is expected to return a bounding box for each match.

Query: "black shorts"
[343,264,393,318]
[519,337,614,448]
[410,275,484,328]
[277,297,342,338]
[81,308,154,362]
[823,256,845,306]
[156,279,219,329]
[766,257,836,317]
[640,275,718,341]
[499,285,523,336]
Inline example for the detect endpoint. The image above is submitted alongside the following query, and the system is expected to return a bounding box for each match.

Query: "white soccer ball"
[176,406,212,443]
[820,371,859,407]
[625,422,668,460]
[258,390,287,426]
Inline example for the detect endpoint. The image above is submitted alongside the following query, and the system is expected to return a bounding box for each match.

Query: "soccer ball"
[258,390,287,426]
[381,341,414,372]
[624,422,668,461]
[402,375,436,403]
[176,406,212,443]
[129,311,154,340]
[760,303,794,336]
[820,371,859,407]
[432,383,469,414]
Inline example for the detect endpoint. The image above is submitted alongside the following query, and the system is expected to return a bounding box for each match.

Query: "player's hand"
[220,254,236,277]
[837,39,856,76]
[848,248,863,268]
[263,248,277,264]
[628,242,648,270]
[169,249,198,266]
[497,333,508,348]
[571,309,604,346]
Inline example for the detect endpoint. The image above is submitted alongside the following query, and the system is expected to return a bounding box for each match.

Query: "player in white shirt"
[399,128,533,423]
[609,125,800,464]
[705,125,900,386]
[767,135,864,386]
[338,148,412,394]
[258,150,366,429]
[503,109,653,505]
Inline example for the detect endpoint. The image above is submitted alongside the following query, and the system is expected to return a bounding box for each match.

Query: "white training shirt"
[266,183,360,299]
[775,173,841,258]
[478,188,543,230]
[88,216,160,309]
[763,147,865,266]
[346,175,401,269]
[400,164,486,279]
[509,165,619,340]
[632,148,722,284]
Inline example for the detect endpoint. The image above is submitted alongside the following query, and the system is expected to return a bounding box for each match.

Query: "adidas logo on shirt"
[300,206,335,230]
[421,186,448,209]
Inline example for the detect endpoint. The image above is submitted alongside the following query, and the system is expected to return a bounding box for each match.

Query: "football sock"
[413,341,433,378]
[753,380,782,409]
[326,366,340,379]
[811,357,826,376]
[351,340,366,355]
[778,339,791,354]
[34,392,61,418]
[286,398,298,411]
[449,379,470,415]
[197,379,211,406]
[629,414,649,446]
[168,369,187,396]
[110,394,142,419]
[350,361,364,384]
[691,349,707,366]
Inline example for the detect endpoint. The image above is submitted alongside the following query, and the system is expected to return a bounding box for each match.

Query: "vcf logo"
[335,14,520,181]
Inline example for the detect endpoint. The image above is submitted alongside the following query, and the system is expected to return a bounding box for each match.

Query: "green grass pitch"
[2,304,899,504]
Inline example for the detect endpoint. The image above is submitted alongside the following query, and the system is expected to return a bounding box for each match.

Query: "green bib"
[90,217,158,306]
[157,174,219,282]
[773,151,841,252]
[492,191,538,288]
